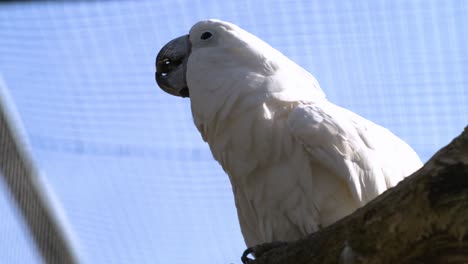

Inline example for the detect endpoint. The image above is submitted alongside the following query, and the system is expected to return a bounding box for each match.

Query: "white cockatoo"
[155,19,423,247]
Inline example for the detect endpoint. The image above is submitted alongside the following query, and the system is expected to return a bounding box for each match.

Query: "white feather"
[185,19,423,247]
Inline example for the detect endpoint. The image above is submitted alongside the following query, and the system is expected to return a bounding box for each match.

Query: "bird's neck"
[192,93,298,185]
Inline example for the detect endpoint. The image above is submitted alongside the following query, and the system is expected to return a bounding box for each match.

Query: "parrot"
[155,19,423,248]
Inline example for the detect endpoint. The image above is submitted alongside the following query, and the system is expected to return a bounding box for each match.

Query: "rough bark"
[245,126,468,264]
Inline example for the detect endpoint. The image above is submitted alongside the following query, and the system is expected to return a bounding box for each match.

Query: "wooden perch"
[245,126,468,264]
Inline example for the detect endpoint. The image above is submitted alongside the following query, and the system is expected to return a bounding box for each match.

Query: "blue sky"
[0,1,466,263]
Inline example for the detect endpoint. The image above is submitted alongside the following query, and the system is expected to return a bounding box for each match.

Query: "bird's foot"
[241,247,255,264]
[241,241,288,264]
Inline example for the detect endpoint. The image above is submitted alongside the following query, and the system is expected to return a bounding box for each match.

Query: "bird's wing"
[288,101,422,205]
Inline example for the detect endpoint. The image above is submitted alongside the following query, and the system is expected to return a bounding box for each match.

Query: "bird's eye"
[200,31,213,40]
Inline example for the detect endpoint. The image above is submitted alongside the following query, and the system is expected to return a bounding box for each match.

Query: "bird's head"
[155,19,284,99]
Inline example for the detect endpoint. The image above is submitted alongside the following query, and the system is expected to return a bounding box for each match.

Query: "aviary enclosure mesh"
[0,1,466,263]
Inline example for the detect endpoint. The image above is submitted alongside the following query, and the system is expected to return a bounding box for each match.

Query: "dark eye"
[200,31,212,40]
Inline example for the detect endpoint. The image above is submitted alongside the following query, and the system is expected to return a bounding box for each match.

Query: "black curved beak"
[155,35,191,98]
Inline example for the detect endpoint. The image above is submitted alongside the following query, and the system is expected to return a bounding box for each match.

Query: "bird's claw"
[241,247,255,264]
[241,241,288,264]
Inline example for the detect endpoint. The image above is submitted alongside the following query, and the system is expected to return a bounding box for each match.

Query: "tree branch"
[246,126,468,264]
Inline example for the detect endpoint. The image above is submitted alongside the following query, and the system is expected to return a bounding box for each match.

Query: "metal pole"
[0,78,78,264]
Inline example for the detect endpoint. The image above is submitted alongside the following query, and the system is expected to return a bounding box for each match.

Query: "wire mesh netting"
[0,1,467,263]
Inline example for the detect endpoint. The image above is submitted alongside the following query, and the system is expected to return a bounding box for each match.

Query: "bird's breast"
[194,98,358,246]
[204,100,296,181]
